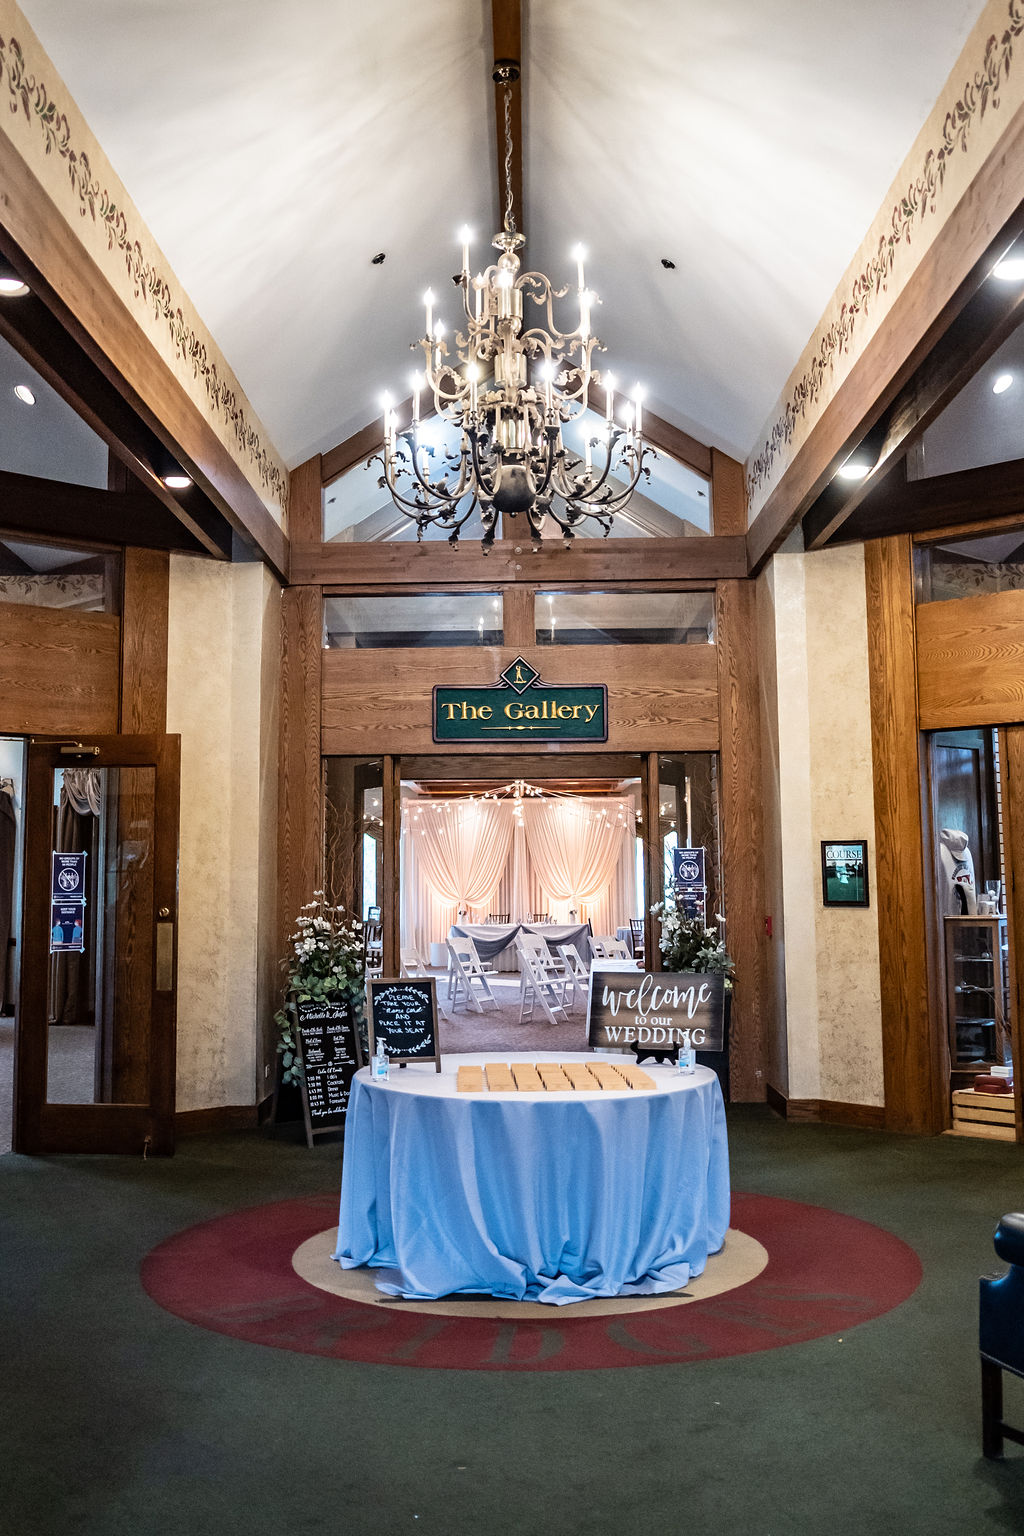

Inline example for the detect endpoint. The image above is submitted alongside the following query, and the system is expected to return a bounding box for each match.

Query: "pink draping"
[520,797,631,916]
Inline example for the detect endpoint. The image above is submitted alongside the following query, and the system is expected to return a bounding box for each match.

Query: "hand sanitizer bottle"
[677,1029,696,1075]
[373,1036,389,1082]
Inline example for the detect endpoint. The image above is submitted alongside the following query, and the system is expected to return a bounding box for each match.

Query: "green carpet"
[2,1108,1024,1536]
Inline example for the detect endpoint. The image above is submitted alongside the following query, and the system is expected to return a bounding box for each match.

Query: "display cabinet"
[944,915,1009,1077]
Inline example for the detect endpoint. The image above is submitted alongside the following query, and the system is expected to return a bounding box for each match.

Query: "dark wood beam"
[0,284,233,560]
[803,266,1024,550]
[823,455,1024,546]
[491,0,524,239]
[0,469,212,554]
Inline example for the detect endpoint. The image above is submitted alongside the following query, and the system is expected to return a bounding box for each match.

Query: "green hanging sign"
[433,657,608,743]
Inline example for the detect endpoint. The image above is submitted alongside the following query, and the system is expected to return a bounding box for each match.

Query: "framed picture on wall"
[821,840,869,907]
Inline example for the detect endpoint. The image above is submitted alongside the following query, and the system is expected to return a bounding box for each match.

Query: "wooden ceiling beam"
[491,0,524,239]
[822,455,1024,546]
[0,470,212,554]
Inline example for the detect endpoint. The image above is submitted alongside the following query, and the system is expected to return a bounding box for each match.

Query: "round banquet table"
[334,1051,729,1306]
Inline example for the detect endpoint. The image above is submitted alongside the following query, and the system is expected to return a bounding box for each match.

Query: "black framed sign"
[821,840,869,907]
[366,977,442,1071]
[293,995,362,1147]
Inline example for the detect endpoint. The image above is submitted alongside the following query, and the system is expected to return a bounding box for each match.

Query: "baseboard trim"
[766,1084,885,1130]
[175,1104,259,1136]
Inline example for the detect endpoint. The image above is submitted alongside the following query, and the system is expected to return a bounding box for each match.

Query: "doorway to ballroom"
[321,750,724,1055]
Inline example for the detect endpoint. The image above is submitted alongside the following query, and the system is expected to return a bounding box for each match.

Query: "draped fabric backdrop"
[401,796,637,959]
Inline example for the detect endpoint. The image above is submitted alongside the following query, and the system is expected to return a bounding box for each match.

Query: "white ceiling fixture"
[378,56,651,551]
[13,384,36,405]
[992,372,1014,394]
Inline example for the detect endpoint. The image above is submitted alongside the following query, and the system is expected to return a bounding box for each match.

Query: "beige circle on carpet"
[293,1227,768,1321]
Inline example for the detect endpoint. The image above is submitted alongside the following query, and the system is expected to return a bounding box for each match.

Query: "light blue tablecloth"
[334,1052,730,1306]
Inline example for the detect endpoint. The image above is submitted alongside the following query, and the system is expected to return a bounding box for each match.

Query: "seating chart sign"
[366,977,442,1072]
[587,967,725,1052]
[294,997,361,1146]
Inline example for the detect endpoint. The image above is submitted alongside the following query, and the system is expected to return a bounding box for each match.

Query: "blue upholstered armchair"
[980,1212,1024,1458]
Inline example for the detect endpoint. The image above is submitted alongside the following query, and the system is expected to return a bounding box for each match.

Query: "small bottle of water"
[372,1036,390,1082]
[677,1028,696,1075]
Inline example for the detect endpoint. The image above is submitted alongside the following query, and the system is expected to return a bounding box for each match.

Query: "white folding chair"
[589,935,632,962]
[517,945,570,1026]
[557,942,590,1009]
[516,931,570,990]
[446,937,498,1013]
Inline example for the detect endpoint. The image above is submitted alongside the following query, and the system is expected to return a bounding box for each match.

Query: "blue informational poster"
[52,851,87,902]
[672,846,707,924]
[50,902,86,952]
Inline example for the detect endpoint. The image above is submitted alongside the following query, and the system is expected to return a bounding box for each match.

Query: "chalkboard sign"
[366,977,442,1072]
[294,996,362,1147]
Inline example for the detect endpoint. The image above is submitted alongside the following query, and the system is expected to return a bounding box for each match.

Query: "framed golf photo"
[821,839,869,908]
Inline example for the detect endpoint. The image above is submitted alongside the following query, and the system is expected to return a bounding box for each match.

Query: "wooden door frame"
[996,727,1024,1143]
[14,733,180,1155]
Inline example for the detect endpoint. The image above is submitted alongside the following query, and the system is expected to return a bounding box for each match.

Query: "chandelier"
[375,62,653,552]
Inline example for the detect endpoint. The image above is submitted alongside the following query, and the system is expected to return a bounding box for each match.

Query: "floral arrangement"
[650,898,734,984]
[274,893,365,1086]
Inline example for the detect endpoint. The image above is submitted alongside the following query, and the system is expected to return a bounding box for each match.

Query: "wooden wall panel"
[716,580,769,1101]
[996,727,1024,1143]
[918,588,1024,729]
[0,602,119,734]
[710,450,747,538]
[321,644,720,756]
[278,586,323,947]
[865,536,942,1134]
[120,547,169,733]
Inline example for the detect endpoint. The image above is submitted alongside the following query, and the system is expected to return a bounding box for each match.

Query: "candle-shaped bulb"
[423,288,435,338]
[633,384,644,435]
[458,225,472,274]
[604,372,616,422]
[410,373,422,423]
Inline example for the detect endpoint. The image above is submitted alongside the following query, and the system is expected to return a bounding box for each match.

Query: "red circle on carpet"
[140,1192,922,1371]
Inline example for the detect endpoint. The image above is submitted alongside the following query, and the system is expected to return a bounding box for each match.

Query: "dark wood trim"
[120,548,169,734]
[865,536,943,1134]
[748,118,1024,571]
[997,728,1024,1144]
[293,536,747,587]
[0,469,211,555]
[384,756,402,976]
[491,0,523,239]
[821,456,1024,547]
[766,1083,886,1130]
[717,580,769,1101]
[0,162,286,575]
[641,751,660,977]
[278,587,324,953]
[402,753,645,781]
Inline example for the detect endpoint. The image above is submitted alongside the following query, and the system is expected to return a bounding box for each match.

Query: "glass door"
[14,735,180,1155]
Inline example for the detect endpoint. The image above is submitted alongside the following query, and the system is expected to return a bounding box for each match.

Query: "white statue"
[939,828,977,916]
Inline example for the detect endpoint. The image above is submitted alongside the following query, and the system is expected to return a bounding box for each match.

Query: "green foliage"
[273,892,365,1085]
[650,898,734,983]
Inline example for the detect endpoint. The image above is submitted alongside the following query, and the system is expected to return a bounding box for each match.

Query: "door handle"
[155,919,175,992]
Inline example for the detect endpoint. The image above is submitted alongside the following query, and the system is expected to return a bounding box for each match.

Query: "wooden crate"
[951,1087,1017,1141]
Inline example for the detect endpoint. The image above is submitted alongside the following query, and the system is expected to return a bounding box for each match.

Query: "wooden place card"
[485,1063,515,1091]
[457,1066,484,1093]
[511,1064,544,1092]
[615,1063,657,1090]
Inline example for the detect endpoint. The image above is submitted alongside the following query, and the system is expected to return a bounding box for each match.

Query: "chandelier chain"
[503,83,516,235]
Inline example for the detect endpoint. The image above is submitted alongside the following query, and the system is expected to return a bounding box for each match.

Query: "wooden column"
[502,585,534,649]
[864,535,942,1133]
[996,727,1024,1144]
[641,751,661,968]
[278,456,325,949]
[716,579,770,1100]
[120,547,169,733]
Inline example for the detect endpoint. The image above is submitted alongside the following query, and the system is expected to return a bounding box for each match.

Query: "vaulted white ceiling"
[18,0,984,472]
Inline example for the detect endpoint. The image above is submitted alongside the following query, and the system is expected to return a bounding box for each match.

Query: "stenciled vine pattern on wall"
[0,32,288,516]
[747,0,1024,507]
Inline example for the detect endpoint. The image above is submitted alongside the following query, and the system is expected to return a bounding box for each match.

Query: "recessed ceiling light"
[993,372,1014,394]
[0,276,29,297]
[836,460,871,480]
[162,473,191,490]
[13,384,35,405]
[993,256,1024,281]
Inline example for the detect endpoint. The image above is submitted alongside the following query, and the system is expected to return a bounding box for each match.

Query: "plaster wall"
[762,544,885,1107]
[167,555,280,1113]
